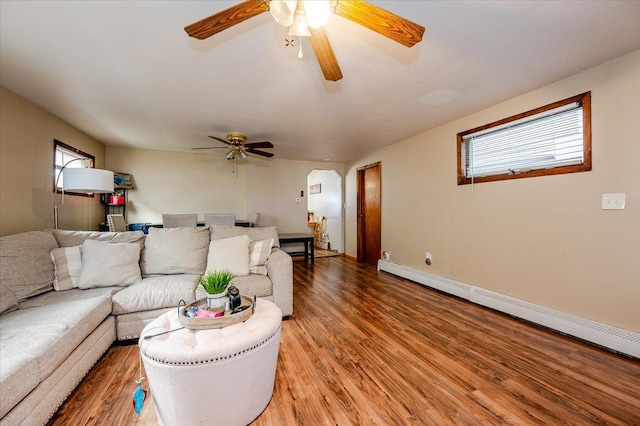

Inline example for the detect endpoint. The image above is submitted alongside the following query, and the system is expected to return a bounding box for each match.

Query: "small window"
[457,92,591,185]
[54,139,96,197]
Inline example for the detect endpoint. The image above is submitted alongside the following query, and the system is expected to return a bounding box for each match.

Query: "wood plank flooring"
[49,256,640,425]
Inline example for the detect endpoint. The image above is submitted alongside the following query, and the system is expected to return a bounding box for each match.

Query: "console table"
[278,233,315,263]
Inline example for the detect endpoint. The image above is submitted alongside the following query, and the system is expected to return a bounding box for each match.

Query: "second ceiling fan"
[192,133,275,160]
[184,0,425,81]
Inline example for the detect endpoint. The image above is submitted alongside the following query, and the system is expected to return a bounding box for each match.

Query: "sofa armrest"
[266,248,293,317]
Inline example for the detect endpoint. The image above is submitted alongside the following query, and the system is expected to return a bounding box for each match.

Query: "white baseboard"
[377,260,640,358]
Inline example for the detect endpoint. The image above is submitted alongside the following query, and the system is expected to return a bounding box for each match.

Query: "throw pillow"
[209,225,280,248]
[0,231,58,301]
[50,246,83,291]
[47,229,145,248]
[78,240,142,289]
[249,238,274,275]
[205,235,250,277]
[140,227,210,276]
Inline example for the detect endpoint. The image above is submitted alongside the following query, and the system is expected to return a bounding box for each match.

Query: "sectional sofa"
[0,225,292,425]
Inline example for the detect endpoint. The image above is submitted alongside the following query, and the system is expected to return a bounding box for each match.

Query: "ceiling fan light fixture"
[269,0,295,27]
[226,150,236,160]
[185,0,425,83]
[239,151,248,159]
[287,1,311,37]
[304,0,331,29]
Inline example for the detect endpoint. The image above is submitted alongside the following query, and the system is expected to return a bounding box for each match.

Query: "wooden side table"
[278,233,315,263]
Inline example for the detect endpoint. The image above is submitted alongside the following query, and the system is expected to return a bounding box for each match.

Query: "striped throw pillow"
[50,245,83,291]
[249,238,274,275]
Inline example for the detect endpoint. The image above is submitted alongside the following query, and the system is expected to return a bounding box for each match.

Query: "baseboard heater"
[377,260,640,358]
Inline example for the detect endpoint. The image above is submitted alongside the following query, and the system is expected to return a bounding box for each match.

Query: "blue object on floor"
[132,384,147,415]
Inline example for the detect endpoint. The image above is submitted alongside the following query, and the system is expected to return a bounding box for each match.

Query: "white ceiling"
[2,1,640,162]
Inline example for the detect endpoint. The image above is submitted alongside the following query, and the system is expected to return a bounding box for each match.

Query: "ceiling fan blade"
[335,0,425,47]
[208,135,232,145]
[184,0,270,40]
[192,147,227,150]
[247,148,275,158]
[245,141,274,149]
[308,27,343,82]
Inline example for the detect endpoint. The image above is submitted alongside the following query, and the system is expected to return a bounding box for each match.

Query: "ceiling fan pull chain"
[298,36,303,58]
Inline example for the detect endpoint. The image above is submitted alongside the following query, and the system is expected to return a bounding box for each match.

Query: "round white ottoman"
[139,299,282,426]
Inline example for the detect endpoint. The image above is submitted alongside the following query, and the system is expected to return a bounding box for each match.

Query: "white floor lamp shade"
[54,167,114,229]
[63,168,114,193]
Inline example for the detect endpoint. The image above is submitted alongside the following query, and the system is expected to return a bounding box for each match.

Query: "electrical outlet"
[602,193,625,210]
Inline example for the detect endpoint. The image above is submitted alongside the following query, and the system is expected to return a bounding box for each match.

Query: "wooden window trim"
[53,139,96,198]
[457,92,592,185]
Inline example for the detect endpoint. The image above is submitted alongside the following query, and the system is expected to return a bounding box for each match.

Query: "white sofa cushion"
[0,283,18,315]
[205,235,250,277]
[112,274,200,315]
[140,227,210,276]
[78,240,142,289]
[232,274,273,298]
[19,287,121,309]
[50,246,83,291]
[0,296,112,418]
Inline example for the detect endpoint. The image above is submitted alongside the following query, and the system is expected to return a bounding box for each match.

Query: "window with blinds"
[457,92,591,185]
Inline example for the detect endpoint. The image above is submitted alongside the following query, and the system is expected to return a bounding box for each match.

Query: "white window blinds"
[462,102,585,179]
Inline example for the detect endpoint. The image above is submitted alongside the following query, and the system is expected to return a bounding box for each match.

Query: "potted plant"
[199,269,234,309]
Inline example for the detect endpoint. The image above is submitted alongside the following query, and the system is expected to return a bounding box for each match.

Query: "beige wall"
[106,146,344,234]
[0,86,106,235]
[346,49,640,332]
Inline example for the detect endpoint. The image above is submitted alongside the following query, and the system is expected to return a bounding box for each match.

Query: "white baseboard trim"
[377,260,640,358]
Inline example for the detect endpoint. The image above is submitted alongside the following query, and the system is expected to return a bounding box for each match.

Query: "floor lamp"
[54,158,114,229]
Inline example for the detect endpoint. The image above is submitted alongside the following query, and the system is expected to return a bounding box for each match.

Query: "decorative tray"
[178,295,255,330]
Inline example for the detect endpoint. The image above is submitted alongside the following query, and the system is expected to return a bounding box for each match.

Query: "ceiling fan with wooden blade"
[192,132,275,159]
[184,1,270,40]
[184,0,425,82]
[308,26,342,81]
[334,1,424,48]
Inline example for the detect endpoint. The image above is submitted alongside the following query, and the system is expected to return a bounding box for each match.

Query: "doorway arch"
[307,169,343,253]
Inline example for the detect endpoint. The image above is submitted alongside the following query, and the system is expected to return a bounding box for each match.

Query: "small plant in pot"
[199,269,234,309]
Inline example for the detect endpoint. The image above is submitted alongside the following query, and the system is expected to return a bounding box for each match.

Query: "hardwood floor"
[49,257,640,425]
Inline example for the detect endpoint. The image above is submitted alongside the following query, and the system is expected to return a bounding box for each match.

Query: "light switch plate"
[601,193,626,210]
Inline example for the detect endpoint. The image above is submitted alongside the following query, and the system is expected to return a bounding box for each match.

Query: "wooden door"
[357,162,381,266]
